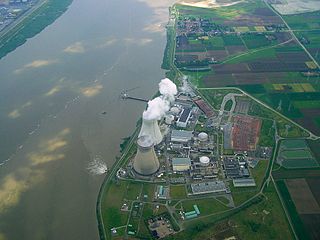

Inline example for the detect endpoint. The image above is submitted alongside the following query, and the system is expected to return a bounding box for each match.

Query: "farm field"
[174,2,320,136]
[276,178,320,240]
[277,139,319,169]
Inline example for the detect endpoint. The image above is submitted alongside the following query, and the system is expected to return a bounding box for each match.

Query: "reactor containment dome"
[199,156,210,166]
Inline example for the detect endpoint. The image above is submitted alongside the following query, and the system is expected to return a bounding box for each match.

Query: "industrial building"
[156,185,169,199]
[233,178,256,187]
[171,130,193,143]
[184,205,201,220]
[190,181,227,195]
[172,157,191,172]
[176,107,192,128]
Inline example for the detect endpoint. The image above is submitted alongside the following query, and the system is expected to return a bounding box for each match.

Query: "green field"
[275,180,310,240]
[182,197,229,215]
[282,158,319,169]
[281,139,308,149]
[170,185,187,199]
[101,181,130,235]
[281,149,313,159]
[258,119,275,147]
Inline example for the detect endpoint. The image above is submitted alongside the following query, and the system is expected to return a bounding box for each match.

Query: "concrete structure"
[171,130,193,143]
[165,114,175,125]
[190,181,227,195]
[133,135,160,176]
[172,157,191,172]
[233,178,256,187]
[199,156,210,166]
[156,185,169,199]
[198,132,208,142]
[139,118,162,145]
[176,107,192,128]
[184,205,200,220]
[170,106,181,115]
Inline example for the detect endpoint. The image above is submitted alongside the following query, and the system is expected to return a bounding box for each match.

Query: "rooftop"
[172,157,191,166]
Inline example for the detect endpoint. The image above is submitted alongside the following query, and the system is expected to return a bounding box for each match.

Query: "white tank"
[165,115,175,125]
[199,156,210,166]
[170,106,181,115]
[198,132,208,142]
[133,135,160,175]
[139,118,163,145]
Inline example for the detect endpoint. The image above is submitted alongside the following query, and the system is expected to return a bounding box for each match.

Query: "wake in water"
[87,156,108,175]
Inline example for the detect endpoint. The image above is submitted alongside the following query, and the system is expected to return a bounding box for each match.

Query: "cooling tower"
[138,118,163,145]
[133,135,160,176]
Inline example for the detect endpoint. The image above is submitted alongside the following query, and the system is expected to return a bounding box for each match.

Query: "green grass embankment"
[0,0,73,60]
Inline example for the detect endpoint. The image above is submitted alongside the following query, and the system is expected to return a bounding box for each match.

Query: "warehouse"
[233,178,256,187]
[190,181,227,195]
[176,107,192,128]
[171,130,193,143]
[172,158,191,172]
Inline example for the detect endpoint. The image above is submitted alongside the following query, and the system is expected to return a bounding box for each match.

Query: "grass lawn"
[182,197,229,215]
[258,119,275,147]
[141,183,155,202]
[101,181,130,237]
[171,185,187,199]
[216,196,230,205]
[230,182,293,240]
[126,181,143,200]
[251,160,269,189]
[231,186,258,206]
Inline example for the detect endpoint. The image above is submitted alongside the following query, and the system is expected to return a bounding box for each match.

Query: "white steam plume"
[142,78,177,121]
[142,97,170,120]
[159,78,177,102]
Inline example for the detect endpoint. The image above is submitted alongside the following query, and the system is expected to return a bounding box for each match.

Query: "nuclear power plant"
[138,118,163,145]
[133,135,160,176]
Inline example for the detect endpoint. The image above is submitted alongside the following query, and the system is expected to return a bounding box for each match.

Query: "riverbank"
[0,0,73,60]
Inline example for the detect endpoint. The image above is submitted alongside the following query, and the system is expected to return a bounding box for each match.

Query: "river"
[0,0,175,239]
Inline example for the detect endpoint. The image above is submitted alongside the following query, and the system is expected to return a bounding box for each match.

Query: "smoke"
[142,78,177,121]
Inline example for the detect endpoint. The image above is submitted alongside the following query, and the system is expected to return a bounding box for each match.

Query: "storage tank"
[170,106,181,115]
[199,156,210,166]
[165,114,175,125]
[198,132,208,142]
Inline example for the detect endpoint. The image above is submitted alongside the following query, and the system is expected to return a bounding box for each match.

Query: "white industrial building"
[172,157,191,172]
[171,130,193,143]
[176,107,192,128]
[233,178,256,187]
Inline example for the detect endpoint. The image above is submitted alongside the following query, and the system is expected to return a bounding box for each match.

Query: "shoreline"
[0,0,73,60]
